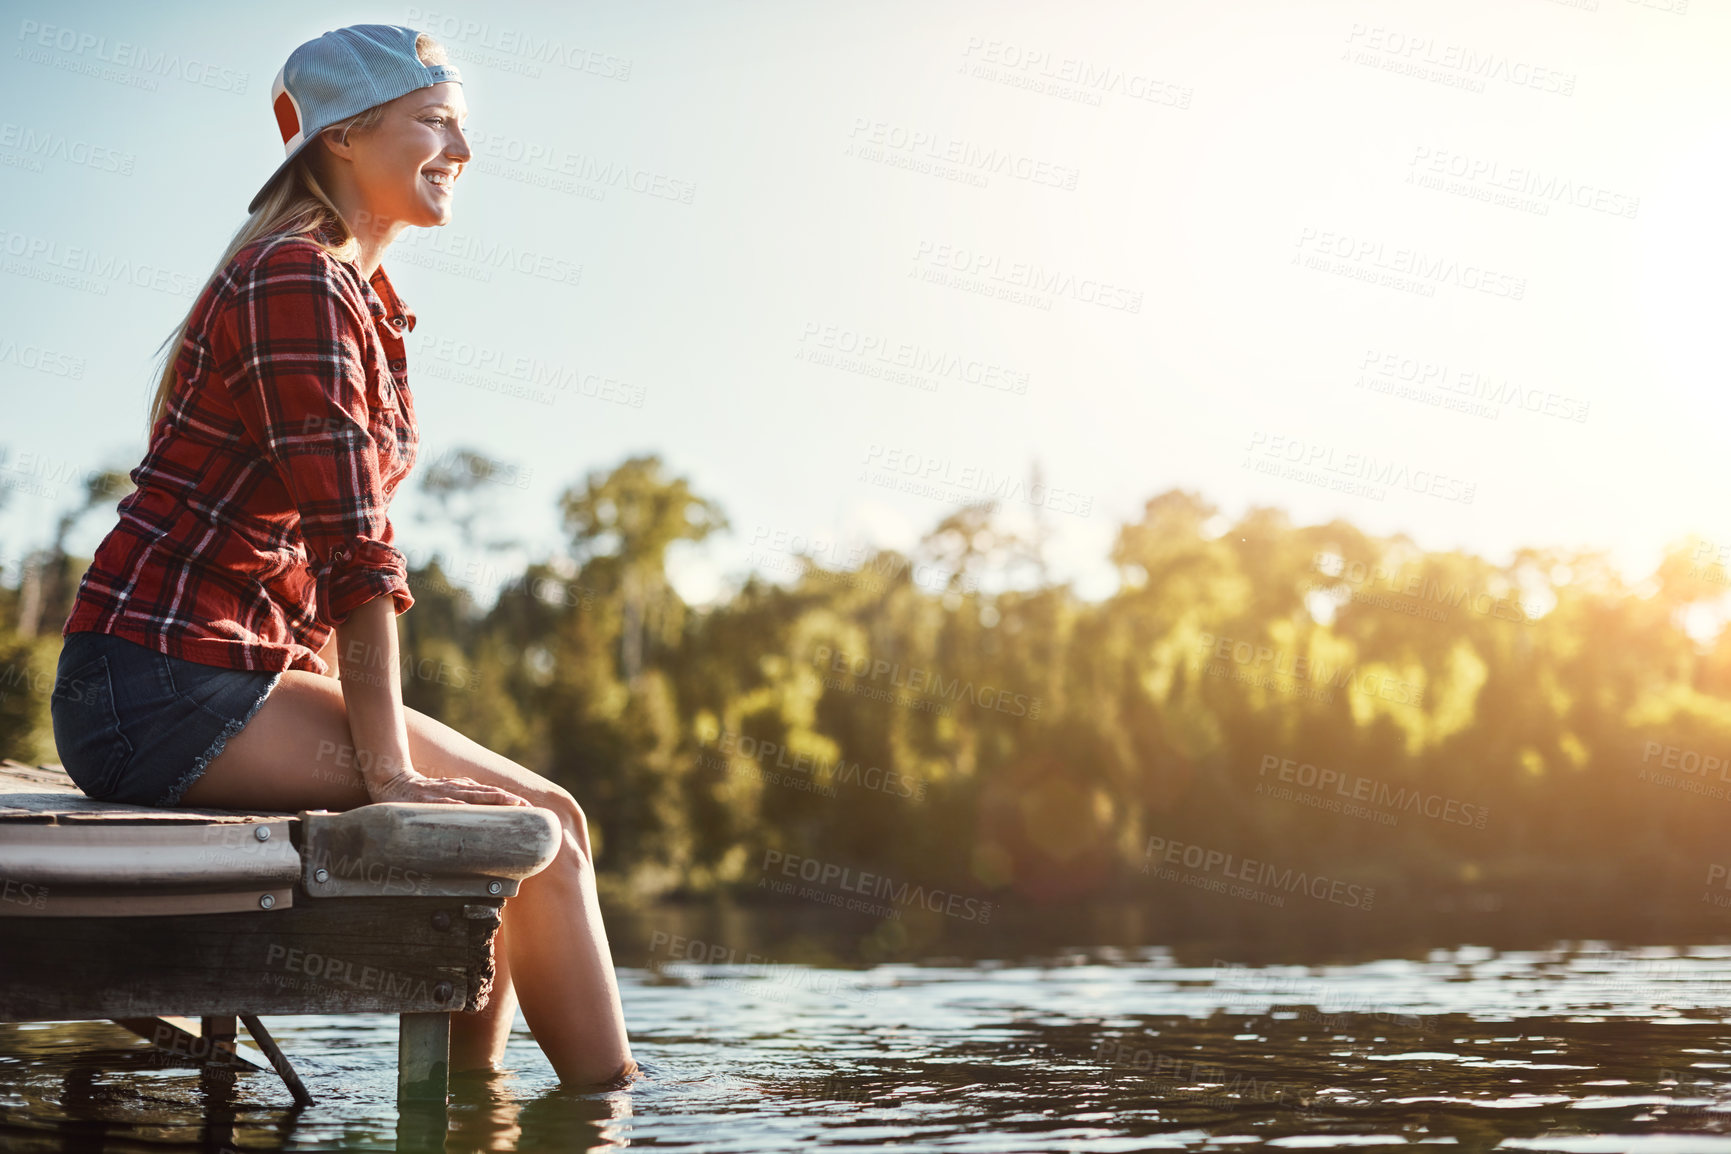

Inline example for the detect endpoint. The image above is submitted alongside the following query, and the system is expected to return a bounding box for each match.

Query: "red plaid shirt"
[63,220,419,674]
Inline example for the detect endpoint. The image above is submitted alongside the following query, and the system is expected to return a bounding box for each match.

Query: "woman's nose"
[447,127,472,164]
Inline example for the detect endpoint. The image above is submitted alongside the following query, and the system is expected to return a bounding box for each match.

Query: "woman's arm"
[218,244,518,807]
[334,594,413,788]
[334,594,527,807]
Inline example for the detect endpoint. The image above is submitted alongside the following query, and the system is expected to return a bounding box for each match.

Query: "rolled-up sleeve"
[218,239,414,627]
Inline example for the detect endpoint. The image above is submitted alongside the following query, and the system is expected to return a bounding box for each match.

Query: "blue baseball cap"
[249,24,462,214]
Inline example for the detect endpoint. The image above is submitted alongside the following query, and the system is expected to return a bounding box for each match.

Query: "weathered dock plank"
[0,757,561,1106]
[0,759,286,827]
[0,896,503,1019]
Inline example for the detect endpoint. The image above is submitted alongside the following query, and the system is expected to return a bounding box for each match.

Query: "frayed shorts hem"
[49,630,287,809]
[157,670,283,807]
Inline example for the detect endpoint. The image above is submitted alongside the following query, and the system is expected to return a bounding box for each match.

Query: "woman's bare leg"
[179,670,636,1087]
[501,826,637,1085]
[450,915,519,1072]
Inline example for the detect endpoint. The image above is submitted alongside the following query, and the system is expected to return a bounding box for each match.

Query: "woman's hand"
[365,766,532,807]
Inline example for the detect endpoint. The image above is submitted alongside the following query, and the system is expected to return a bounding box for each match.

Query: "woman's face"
[329,81,471,233]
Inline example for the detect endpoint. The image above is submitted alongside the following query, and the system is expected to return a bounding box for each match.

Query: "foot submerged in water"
[593,1057,641,1091]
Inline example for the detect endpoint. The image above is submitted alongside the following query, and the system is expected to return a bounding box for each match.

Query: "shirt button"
[390,317,405,328]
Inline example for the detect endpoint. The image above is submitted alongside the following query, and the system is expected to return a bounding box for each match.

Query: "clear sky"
[2,0,1725,610]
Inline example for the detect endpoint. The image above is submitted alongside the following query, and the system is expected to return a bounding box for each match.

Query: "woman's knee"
[500,771,591,864]
[399,715,592,862]
[544,787,592,864]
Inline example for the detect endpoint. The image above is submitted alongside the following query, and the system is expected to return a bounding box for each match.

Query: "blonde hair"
[144,32,451,438]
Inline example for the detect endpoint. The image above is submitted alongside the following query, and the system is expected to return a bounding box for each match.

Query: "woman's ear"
[316,124,355,167]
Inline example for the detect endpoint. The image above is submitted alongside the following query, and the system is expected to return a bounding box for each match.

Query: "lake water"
[7,916,1731,1152]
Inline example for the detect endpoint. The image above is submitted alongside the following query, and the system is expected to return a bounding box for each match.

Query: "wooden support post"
[398,1011,450,1104]
[239,1014,314,1107]
[110,1016,263,1070]
[201,1014,238,1067]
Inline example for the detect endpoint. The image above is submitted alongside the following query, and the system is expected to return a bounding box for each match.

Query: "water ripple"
[7,940,1731,1150]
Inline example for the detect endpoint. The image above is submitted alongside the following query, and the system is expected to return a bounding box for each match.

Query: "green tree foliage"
[10,449,1731,921]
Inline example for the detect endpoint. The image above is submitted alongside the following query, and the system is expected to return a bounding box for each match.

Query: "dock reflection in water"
[5,940,1731,1151]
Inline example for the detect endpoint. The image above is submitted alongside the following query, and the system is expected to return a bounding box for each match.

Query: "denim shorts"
[49,629,283,807]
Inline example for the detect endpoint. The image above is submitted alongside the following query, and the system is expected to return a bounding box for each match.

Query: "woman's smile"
[422,167,455,196]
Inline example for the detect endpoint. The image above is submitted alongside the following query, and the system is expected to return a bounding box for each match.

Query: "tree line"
[4,447,1727,932]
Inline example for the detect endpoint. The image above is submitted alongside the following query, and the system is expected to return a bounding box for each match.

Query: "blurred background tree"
[8,446,1731,934]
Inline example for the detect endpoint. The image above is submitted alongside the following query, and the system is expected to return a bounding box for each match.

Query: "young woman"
[49,24,637,1089]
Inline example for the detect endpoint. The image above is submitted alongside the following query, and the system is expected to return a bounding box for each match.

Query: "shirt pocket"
[360,349,406,462]
[371,361,398,412]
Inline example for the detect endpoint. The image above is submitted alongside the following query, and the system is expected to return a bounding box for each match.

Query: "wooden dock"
[0,758,560,1107]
